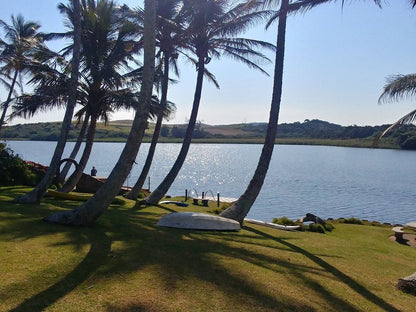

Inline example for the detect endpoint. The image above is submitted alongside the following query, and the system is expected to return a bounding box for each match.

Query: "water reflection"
[5,141,416,224]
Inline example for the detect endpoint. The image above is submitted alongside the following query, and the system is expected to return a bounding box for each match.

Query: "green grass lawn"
[0,187,415,311]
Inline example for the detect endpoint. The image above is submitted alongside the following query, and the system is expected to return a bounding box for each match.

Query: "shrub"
[324,222,335,232]
[341,218,363,225]
[272,216,297,226]
[371,221,382,227]
[0,143,38,186]
[309,223,326,233]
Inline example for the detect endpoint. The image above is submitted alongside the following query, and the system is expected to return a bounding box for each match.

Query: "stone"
[397,272,416,295]
[157,212,240,231]
[298,213,326,225]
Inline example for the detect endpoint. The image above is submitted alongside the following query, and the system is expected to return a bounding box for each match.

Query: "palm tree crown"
[374,74,416,143]
[144,0,275,205]
[0,14,43,133]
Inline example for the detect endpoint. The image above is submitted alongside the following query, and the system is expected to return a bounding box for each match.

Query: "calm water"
[4,140,416,225]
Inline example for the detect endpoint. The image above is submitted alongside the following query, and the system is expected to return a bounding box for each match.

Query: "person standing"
[91,166,97,176]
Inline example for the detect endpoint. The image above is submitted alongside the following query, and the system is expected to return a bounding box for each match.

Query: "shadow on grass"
[9,228,111,312]
[244,226,401,312]
[0,187,402,311]
[96,207,373,311]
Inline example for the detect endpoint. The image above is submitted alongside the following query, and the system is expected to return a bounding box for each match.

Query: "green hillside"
[2,119,416,149]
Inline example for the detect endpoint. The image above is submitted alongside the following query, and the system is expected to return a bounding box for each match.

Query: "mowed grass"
[0,187,415,312]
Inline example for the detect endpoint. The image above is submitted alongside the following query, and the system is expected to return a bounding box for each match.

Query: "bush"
[340,218,363,225]
[0,143,38,186]
[321,222,334,232]
[309,223,326,233]
[272,216,297,226]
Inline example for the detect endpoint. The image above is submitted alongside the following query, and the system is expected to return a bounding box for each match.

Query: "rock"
[298,213,326,225]
[157,212,240,231]
[397,272,416,295]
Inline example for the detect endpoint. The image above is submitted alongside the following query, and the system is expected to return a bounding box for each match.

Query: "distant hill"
[2,119,416,149]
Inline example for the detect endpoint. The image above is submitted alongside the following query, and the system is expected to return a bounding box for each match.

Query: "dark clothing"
[91,168,97,176]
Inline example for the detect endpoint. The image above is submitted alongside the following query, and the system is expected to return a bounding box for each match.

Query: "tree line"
[3,119,416,149]
[0,0,415,226]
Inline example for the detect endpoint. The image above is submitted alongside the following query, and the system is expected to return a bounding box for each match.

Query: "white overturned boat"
[157,212,240,231]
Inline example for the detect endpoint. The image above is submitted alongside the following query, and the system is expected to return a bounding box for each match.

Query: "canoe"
[159,200,189,207]
[46,189,124,204]
[244,218,300,231]
[157,212,240,231]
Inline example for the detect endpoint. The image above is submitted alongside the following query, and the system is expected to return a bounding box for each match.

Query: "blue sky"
[1,0,415,126]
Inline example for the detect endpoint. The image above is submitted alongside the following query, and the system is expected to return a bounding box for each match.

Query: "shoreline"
[2,137,402,150]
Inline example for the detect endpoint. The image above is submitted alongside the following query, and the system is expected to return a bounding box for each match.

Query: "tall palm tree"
[124,0,184,199]
[44,0,157,226]
[0,14,42,136]
[13,0,143,194]
[220,0,382,224]
[14,0,83,204]
[58,0,143,192]
[144,0,275,205]
[373,74,416,144]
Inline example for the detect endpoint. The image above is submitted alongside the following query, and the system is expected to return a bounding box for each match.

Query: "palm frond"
[379,74,416,103]
[266,0,382,29]
[373,109,416,146]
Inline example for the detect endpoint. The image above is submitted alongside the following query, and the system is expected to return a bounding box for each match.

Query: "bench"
[192,198,209,207]
[392,226,414,241]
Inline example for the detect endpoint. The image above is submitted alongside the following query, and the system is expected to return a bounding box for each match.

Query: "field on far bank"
[1,187,415,311]
[2,119,410,149]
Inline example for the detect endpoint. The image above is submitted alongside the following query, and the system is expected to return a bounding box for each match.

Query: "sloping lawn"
[0,187,414,311]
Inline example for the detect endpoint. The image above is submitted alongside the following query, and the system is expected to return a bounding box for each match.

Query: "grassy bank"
[1,187,415,311]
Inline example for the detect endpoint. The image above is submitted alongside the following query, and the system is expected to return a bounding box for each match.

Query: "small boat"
[159,200,189,207]
[46,189,124,204]
[244,218,300,231]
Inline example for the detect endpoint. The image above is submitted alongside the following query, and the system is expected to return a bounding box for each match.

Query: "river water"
[5,141,416,225]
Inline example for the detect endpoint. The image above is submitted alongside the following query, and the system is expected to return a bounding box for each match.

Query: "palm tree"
[13,0,143,194]
[124,96,175,199]
[14,0,83,204]
[59,114,90,182]
[220,0,382,224]
[373,74,416,144]
[58,0,144,192]
[0,14,42,136]
[124,0,184,199]
[44,0,157,226]
[144,0,275,205]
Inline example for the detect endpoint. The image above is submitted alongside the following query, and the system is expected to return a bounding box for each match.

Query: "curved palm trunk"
[125,111,163,199]
[59,114,90,183]
[220,0,289,224]
[59,115,97,193]
[125,55,170,199]
[13,0,82,204]
[0,70,19,136]
[44,0,157,226]
[144,57,205,204]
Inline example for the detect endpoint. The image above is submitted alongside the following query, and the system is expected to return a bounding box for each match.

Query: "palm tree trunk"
[13,0,82,204]
[125,54,170,199]
[220,0,289,224]
[0,70,18,137]
[144,57,205,204]
[44,0,157,225]
[59,115,97,193]
[59,114,90,183]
